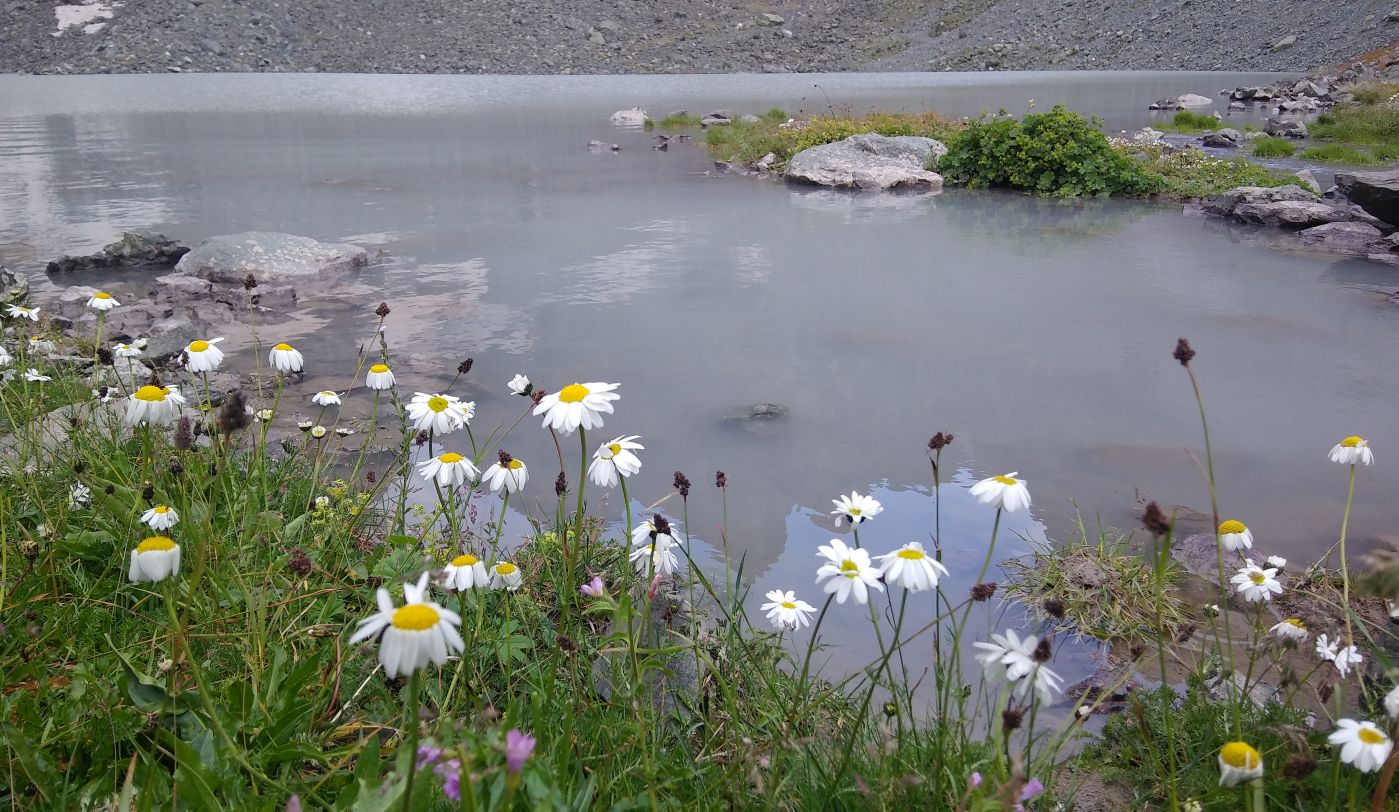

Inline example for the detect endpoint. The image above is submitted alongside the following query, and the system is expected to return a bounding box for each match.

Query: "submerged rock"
[1,266,29,307]
[785,133,945,191]
[45,231,190,273]
[174,232,368,284]
[1335,168,1399,227]
[609,107,648,125]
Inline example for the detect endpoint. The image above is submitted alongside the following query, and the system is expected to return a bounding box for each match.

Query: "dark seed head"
[375,302,391,318]
[557,634,578,654]
[288,548,313,577]
[97,347,113,366]
[1174,623,1198,643]
[673,471,691,499]
[715,470,727,489]
[1173,337,1195,367]
[970,582,998,602]
[1032,637,1053,663]
[554,471,567,497]
[1001,707,1025,731]
[1319,683,1334,704]
[457,358,474,376]
[1043,597,1067,620]
[415,431,429,447]
[173,416,194,451]
[497,450,513,467]
[928,432,954,451]
[242,273,258,290]
[529,390,546,406]
[1282,753,1317,780]
[366,470,377,483]
[1141,501,1171,536]
[652,514,672,537]
[218,391,251,435]
[140,483,154,503]
[169,460,184,476]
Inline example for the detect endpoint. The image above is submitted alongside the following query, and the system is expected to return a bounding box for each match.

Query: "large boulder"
[45,231,190,273]
[1177,93,1213,108]
[1204,185,1349,229]
[174,232,367,284]
[1298,221,1386,254]
[1335,169,1399,227]
[785,133,946,191]
[1264,117,1308,138]
[1203,184,1318,217]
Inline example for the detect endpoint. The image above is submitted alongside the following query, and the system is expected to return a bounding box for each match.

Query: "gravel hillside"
[2,0,1397,75]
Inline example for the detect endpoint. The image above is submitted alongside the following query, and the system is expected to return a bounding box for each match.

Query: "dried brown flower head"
[1173,337,1195,366]
[928,432,954,451]
[673,471,691,499]
[1043,597,1067,620]
[970,582,997,602]
[1142,501,1171,536]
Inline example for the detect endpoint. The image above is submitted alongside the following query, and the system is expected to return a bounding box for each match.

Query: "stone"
[700,116,730,127]
[757,12,784,26]
[1203,184,1317,217]
[1293,169,1321,194]
[1233,200,1349,228]
[174,232,367,285]
[1272,35,1297,51]
[609,107,648,125]
[1,266,29,307]
[591,583,714,719]
[1127,127,1163,144]
[739,113,761,124]
[1298,221,1385,254]
[1335,168,1399,226]
[1176,93,1213,107]
[785,133,946,191]
[45,231,190,273]
[587,139,620,151]
[1201,132,1237,148]
[1264,117,1308,138]
[755,152,778,171]
[595,19,621,32]
[1228,100,1245,110]
[586,28,605,45]
[154,271,214,297]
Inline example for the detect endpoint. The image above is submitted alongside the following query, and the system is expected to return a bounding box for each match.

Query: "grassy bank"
[704,108,964,169]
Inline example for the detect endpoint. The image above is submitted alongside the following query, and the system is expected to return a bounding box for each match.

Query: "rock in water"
[1205,185,1349,228]
[785,133,946,191]
[1298,221,1385,254]
[1293,169,1321,194]
[1176,93,1213,107]
[46,231,190,273]
[1264,117,1309,138]
[175,232,368,284]
[609,107,648,125]
[0,266,29,307]
[1335,168,1399,226]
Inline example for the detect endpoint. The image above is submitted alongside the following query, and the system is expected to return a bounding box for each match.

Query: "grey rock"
[586,28,605,45]
[609,108,648,125]
[700,116,731,127]
[0,266,29,307]
[46,231,190,273]
[739,113,761,124]
[785,133,946,191]
[757,12,785,26]
[1272,35,1297,51]
[1298,221,1385,254]
[587,139,620,151]
[595,19,621,32]
[755,152,778,171]
[154,272,214,298]
[1335,168,1399,226]
[1293,168,1321,194]
[1201,132,1237,148]
[1233,200,1349,228]
[1176,92,1212,107]
[591,583,714,720]
[174,232,368,284]
[1203,184,1318,218]
[1207,671,1279,706]
[1228,100,1246,110]
[1264,117,1309,138]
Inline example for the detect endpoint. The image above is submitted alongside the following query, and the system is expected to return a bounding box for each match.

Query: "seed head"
[375,302,391,318]
[1175,623,1197,643]
[652,514,672,537]
[1042,597,1067,620]
[1173,337,1195,367]
[882,702,898,719]
[97,347,113,366]
[1032,637,1053,663]
[288,548,313,577]
[415,430,429,447]
[1001,706,1025,731]
[1319,683,1334,704]
[218,391,251,435]
[173,416,194,451]
[497,450,513,467]
[1282,753,1317,780]
[715,470,727,489]
[242,273,258,290]
[140,482,154,503]
[457,358,474,376]
[1141,501,1171,536]
[366,470,377,483]
[554,471,567,497]
[928,432,954,451]
[673,471,691,499]
[530,389,546,406]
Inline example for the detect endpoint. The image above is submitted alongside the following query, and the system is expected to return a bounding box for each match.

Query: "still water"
[2,71,1394,682]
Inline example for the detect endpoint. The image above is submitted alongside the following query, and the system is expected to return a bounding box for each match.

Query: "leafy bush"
[1167,110,1220,132]
[939,105,1164,197]
[1250,136,1296,158]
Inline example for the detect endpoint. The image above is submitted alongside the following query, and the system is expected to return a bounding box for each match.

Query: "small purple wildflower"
[1020,777,1045,802]
[505,729,536,776]
[580,575,606,598]
[969,772,983,789]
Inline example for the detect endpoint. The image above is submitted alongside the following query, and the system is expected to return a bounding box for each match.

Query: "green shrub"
[1300,144,1384,165]
[1250,136,1296,158]
[1134,146,1293,198]
[939,105,1164,197]
[1167,110,1220,132]
[761,107,789,123]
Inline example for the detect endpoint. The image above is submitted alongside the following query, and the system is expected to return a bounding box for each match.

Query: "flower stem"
[399,669,423,812]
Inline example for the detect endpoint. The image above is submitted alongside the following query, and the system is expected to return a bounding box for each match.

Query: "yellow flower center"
[370,364,389,374]
[1249,572,1266,585]
[840,560,859,578]
[558,383,590,403]
[897,548,925,560]
[189,340,209,352]
[495,562,518,575]
[427,396,449,412]
[273,343,293,352]
[993,474,1018,485]
[319,391,334,397]
[451,554,479,567]
[1284,618,1304,628]
[136,536,177,553]
[94,292,111,299]
[1219,520,1247,535]
[390,604,440,631]
[848,507,862,516]
[507,459,524,470]
[1219,741,1260,769]
[439,452,464,463]
[607,443,622,456]
[1341,436,1365,448]
[780,601,796,609]
[153,505,169,514]
[1360,728,1388,745]
[134,385,169,402]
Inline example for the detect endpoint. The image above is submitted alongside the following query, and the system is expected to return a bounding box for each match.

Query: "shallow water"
[2,71,1395,683]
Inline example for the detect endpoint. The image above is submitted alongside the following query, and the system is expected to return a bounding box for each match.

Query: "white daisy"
[297,419,314,431]
[183,338,224,372]
[489,562,523,591]
[508,374,530,395]
[630,517,684,550]
[418,452,479,487]
[1329,719,1393,773]
[69,483,91,508]
[113,342,143,359]
[311,390,343,407]
[532,381,620,434]
[1269,618,1309,642]
[830,492,883,527]
[1230,560,1282,603]
[1329,436,1374,466]
[1385,685,1399,720]
[406,392,468,435]
[442,553,488,592]
[760,589,817,630]
[86,291,120,311]
[877,542,949,592]
[1335,645,1364,678]
[366,363,395,390]
[335,427,354,437]
[128,536,181,583]
[6,304,39,321]
[268,342,304,374]
[969,472,1032,513]
[348,572,464,679]
[0,345,10,366]
[587,435,643,488]
[1217,520,1253,552]
[140,504,179,531]
[125,384,186,427]
[814,538,884,605]
[973,628,1063,705]
[483,455,529,494]
[1217,741,1264,787]
[310,426,328,439]
[630,536,680,576]
[23,368,50,382]
[28,337,54,355]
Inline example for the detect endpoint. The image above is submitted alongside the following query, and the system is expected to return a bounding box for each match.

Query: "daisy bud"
[580,575,607,598]
[1173,337,1196,366]
[882,702,898,718]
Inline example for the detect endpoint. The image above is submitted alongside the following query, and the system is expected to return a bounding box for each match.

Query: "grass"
[659,114,702,128]
[1349,81,1399,107]
[1251,136,1297,158]
[705,109,963,170]
[1129,145,1295,199]
[1160,110,1221,133]
[1300,144,1399,166]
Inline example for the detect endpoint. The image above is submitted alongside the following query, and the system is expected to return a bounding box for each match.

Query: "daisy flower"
[23,369,50,382]
[1335,645,1364,678]
[483,453,528,494]
[0,345,9,366]
[268,342,304,374]
[815,538,884,605]
[1329,436,1374,466]
[442,553,488,592]
[366,363,395,390]
[1230,560,1282,603]
[6,304,38,321]
[125,385,186,426]
[69,483,91,508]
[973,628,1063,705]
[489,562,523,591]
[760,589,817,630]
[348,572,464,678]
[830,492,882,527]
[406,392,468,435]
[508,374,531,395]
[877,542,949,592]
[1217,741,1263,787]
[631,516,684,549]
[335,427,354,436]
[1329,719,1393,773]
[630,537,680,576]
[532,381,620,434]
[86,291,119,311]
[588,435,643,488]
[253,408,274,422]
[183,338,224,372]
[310,426,328,439]
[28,337,54,355]
[969,472,1032,513]
[1217,520,1253,552]
[128,536,181,583]
[1269,618,1308,642]
[418,452,479,487]
[297,419,314,431]
[113,342,143,358]
[312,391,343,407]
[140,504,179,531]
[1265,555,1286,569]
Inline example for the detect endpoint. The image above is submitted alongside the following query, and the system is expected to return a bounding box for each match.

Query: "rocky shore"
[4,0,1396,75]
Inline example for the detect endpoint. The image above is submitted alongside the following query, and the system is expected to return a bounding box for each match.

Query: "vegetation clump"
[1163,110,1223,133]
[1250,136,1297,158]
[1135,145,1295,199]
[705,109,961,169]
[659,113,702,128]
